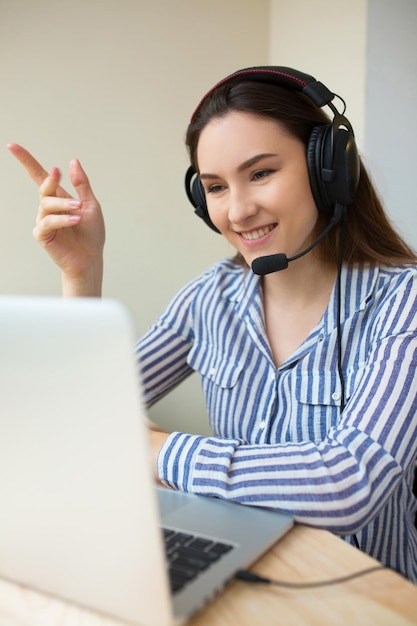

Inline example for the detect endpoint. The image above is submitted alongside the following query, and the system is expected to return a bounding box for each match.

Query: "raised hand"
[8,143,105,297]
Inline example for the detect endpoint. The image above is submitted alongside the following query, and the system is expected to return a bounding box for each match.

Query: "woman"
[8,66,417,582]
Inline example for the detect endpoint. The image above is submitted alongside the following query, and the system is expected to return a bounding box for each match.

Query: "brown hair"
[186,81,416,265]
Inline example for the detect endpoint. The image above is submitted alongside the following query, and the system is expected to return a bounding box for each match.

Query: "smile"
[240,224,276,241]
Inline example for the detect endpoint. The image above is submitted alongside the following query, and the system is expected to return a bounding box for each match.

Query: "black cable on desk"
[235,564,385,589]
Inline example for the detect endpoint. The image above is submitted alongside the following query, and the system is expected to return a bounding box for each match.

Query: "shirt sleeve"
[135,281,198,407]
[157,273,417,535]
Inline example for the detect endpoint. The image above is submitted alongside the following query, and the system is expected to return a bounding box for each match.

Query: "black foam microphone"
[251,205,344,276]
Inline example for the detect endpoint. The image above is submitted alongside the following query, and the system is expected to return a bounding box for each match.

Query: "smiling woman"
[9,65,417,584]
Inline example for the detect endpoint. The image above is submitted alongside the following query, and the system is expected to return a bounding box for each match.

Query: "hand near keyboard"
[148,427,170,486]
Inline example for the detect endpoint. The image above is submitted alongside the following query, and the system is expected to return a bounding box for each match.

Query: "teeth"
[241,225,275,241]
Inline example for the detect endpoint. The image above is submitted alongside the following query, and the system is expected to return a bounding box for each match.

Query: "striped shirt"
[136,258,417,582]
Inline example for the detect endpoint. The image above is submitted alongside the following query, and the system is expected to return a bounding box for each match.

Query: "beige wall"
[365,0,417,248]
[269,0,367,148]
[0,0,367,434]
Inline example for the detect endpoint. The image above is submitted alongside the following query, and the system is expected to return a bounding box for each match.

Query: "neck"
[261,255,337,310]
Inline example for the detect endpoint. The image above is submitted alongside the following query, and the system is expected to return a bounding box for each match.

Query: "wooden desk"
[0,525,416,626]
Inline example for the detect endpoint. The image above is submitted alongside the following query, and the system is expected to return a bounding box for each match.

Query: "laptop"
[0,295,293,626]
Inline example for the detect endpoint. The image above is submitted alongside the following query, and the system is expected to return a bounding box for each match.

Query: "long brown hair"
[186,80,416,265]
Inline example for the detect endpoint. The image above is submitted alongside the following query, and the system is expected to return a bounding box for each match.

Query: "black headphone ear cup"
[307,124,360,212]
[184,166,221,233]
[332,128,360,206]
[191,176,207,212]
[307,125,329,212]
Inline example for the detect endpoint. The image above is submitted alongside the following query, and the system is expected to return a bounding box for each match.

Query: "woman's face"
[196,111,319,270]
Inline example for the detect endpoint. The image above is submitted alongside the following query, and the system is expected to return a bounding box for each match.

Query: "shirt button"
[332,392,340,401]
[209,367,216,376]
[259,421,266,430]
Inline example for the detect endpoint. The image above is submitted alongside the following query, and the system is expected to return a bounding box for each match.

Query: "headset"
[184,66,360,234]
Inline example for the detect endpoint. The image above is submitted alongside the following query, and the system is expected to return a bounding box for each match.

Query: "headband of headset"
[190,66,335,122]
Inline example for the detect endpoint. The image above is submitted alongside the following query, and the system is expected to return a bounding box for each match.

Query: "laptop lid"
[0,296,293,625]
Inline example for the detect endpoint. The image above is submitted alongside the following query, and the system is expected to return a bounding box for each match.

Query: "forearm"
[61,260,103,297]
[156,429,402,533]
[148,429,170,486]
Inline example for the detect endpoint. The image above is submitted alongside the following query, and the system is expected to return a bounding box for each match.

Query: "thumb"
[69,158,98,204]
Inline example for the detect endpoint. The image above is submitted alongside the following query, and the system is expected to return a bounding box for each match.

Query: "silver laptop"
[0,295,293,626]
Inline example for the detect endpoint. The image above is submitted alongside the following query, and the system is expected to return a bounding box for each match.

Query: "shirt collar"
[223,260,380,368]
[224,261,379,313]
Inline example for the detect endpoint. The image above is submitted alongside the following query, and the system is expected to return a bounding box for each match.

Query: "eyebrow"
[199,153,278,180]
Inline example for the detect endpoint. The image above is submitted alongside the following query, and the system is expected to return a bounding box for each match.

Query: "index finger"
[7,143,71,198]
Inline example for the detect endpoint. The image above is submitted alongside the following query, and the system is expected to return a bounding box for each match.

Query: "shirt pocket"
[186,343,244,389]
[295,365,367,408]
[295,370,343,407]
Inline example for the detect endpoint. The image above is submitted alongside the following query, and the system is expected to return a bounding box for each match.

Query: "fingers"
[7,143,48,184]
[68,158,99,205]
[37,196,81,223]
[33,198,81,247]
[39,166,61,199]
[34,211,81,240]
[37,170,81,234]
[7,143,71,198]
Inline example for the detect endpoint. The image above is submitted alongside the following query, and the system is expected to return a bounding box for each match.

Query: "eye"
[206,183,226,194]
[252,169,273,181]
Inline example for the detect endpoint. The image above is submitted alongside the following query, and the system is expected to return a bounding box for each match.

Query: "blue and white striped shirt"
[136,259,417,582]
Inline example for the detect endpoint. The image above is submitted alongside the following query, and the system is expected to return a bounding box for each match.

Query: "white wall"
[365,0,417,250]
[269,0,368,149]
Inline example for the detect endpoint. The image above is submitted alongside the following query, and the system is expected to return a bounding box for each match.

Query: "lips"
[239,224,276,241]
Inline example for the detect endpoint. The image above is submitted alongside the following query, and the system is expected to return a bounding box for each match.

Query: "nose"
[227,186,258,225]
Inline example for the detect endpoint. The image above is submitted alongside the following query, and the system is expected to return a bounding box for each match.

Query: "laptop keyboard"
[162,527,234,593]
